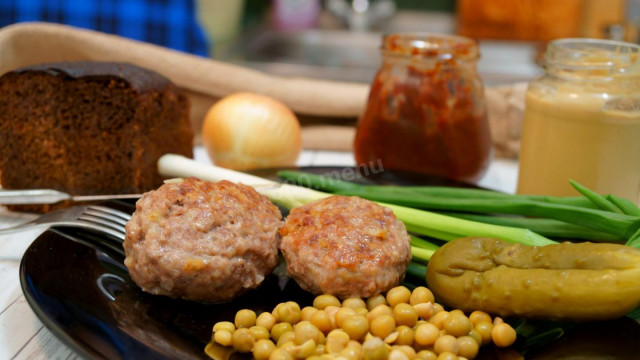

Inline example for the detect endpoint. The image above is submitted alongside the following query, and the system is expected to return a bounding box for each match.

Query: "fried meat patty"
[123,177,282,302]
[279,195,412,298]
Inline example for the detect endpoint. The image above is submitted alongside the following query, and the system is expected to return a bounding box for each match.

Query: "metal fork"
[0,205,131,242]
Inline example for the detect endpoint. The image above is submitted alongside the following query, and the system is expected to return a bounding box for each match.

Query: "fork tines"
[77,205,132,241]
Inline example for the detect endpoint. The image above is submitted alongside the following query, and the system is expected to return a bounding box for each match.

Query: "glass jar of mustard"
[517,39,640,203]
[354,33,491,183]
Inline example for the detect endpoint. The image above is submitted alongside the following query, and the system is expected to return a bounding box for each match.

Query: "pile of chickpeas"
[207,285,517,360]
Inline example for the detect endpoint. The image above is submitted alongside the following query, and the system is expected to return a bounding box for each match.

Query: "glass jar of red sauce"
[354,33,491,183]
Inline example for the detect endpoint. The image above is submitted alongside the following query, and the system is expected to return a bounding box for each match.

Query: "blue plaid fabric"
[0,0,209,56]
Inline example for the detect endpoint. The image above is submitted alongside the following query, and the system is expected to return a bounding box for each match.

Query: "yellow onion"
[202,92,302,170]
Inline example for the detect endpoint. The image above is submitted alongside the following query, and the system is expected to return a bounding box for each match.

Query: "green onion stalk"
[277,170,640,245]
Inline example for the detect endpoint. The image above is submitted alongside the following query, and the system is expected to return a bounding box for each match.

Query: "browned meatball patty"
[123,177,282,302]
[279,195,412,298]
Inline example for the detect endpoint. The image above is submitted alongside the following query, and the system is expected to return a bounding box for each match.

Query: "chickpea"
[393,345,417,359]
[468,311,492,326]
[269,348,294,360]
[313,294,341,309]
[317,331,327,345]
[414,323,440,346]
[272,303,284,320]
[213,321,235,333]
[257,312,277,331]
[343,297,367,309]
[384,331,399,344]
[362,336,389,360]
[457,336,479,359]
[389,348,411,360]
[474,321,493,345]
[370,314,396,339]
[276,332,296,348]
[204,342,234,360]
[235,309,257,328]
[314,343,326,355]
[434,335,458,355]
[394,303,418,327]
[209,292,513,360]
[414,319,428,328]
[395,325,415,346]
[341,315,369,340]
[231,328,255,353]
[294,321,323,345]
[367,304,393,322]
[491,323,517,347]
[277,301,301,324]
[326,329,350,354]
[410,287,435,305]
[271,322,293,343]
[278,342,296,357]
[414,302,434,319]
[213,329,233,347]
[324,305,341,326]
[335,307,357,328]
[355,307,370,317]
[253,339,276,360]
[366,294,388,310]
[249,326,271,341]
[386,286,412,307]
[436,352,458,360]
[310,310,333,334]
[301,306,319,321]
[467,329,482,346]
[429,311,450,329]
[290,339,316,359]
[340,345,361,360]
[416,350,438,360]
[443,313,472,337]
[432,303,445,314]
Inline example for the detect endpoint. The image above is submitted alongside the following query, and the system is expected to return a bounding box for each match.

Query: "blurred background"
[199,0,640,85]
[2,0,638,85]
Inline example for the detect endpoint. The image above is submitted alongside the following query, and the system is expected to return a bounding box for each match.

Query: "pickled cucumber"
[425,237,640,321]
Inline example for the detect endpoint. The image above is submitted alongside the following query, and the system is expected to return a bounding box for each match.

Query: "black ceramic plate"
[19,167,640,360]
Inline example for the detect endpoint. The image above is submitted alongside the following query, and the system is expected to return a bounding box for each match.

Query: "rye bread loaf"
[0,61,193,212]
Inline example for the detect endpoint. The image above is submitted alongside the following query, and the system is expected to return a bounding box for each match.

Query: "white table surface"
[0,147,518,360]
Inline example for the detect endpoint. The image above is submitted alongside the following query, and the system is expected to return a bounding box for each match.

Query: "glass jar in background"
[517,39,640,203]
[354,33,491,183]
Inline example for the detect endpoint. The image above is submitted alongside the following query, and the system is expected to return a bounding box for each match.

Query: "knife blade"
[0,189,142,205]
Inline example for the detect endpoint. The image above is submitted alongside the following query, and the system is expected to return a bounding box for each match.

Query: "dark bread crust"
[9,61,172,93]
[0,61,193,212]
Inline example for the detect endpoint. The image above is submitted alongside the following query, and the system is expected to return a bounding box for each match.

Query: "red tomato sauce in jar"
[354,34,491,183]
